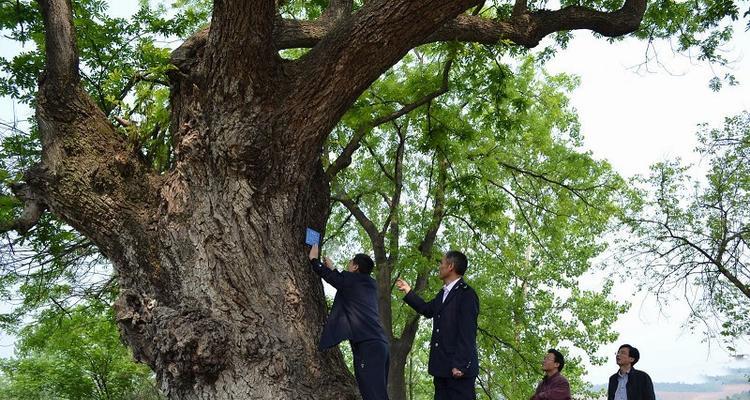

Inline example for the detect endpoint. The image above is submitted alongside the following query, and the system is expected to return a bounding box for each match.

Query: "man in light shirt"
[607,344,655,400]
[396,250,479,400]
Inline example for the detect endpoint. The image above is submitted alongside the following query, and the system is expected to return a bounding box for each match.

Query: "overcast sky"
[2,1,750,388]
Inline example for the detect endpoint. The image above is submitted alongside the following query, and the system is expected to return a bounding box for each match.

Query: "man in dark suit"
[396,250,479,400]
[308,244,389,400]
[607,344,655,400]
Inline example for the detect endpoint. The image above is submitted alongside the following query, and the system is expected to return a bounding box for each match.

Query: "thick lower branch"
[172,0,645,69]
[715,261,750,300]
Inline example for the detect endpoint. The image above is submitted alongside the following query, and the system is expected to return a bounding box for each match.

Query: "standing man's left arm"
[451,290,479,377]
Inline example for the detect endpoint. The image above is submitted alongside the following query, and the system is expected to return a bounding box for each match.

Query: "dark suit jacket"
[403,278,479,378]
[310,258,388,350]
[607,368,655,400]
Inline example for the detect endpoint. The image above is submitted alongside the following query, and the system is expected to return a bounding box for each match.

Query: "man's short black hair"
[548,349,565,372]
[619,344,640,365]
[353,254,374,275]
[445,250,468,275]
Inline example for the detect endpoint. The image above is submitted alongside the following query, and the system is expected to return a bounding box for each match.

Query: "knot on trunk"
[89,152,139,195]
[115,291,230,390]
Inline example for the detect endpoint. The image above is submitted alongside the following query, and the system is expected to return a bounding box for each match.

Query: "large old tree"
[3,0,650,398]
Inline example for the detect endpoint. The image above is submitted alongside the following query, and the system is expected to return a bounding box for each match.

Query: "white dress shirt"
[442,277,461,302]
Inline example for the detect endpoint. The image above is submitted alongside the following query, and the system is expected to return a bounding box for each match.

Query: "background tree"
[0,0,744,398]
[0,300,162,400]
[620,111,750,345]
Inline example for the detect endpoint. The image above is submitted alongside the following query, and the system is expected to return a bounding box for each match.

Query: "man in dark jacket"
[530,349,571,400]
[308,244,389,400]
[607,344,655,400]
[396,250,479,400]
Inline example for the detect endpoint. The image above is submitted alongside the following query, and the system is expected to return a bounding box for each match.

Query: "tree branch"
[281,0,478,160]
[332,191,383,248]
[381,123,406,235]
[321,0,353,22]
[417,153,447,257]
[174,0,646,72]
[37,0,79,88]
[363,140,394,182]
[478,327,536,369]
[32,0,161,287]
[498,161,599,208]
[326,60,453,179]
[282,0,648,50]
[512,0,528,18]
[715,258,750,300]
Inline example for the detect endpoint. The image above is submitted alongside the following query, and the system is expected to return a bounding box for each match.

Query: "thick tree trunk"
[107,56,361,398]
[32,9,360,395]
[113,195,361,399]
[34,84,360,399]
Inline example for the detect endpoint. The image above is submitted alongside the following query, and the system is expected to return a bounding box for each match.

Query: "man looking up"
[607,344,655,400]
[530,349,571,400]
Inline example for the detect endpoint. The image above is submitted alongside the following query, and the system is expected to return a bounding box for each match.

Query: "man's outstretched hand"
[395,278,411,294]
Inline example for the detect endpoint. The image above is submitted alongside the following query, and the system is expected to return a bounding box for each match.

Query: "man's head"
[616,344,640,368]
[438,250,468,281]
[349,254,374,275]
[543,349,565,374]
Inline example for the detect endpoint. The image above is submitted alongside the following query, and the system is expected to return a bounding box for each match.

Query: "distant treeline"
[722,391,750,400]
[653,367,749,393]
[706,368,750,385]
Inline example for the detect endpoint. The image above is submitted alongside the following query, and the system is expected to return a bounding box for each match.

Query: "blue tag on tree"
[305,228,321,246]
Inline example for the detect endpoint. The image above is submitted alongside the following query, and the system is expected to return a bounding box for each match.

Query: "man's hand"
[309,243,319,260]
[323,257,334,270]
[395,278,411,294]
[451,368,464,378]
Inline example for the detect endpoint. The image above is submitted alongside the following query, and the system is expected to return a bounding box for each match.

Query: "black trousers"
[351,339,390,400]
[433,376,476,400]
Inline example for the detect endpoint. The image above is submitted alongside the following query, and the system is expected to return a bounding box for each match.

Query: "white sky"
[1,0,750,389]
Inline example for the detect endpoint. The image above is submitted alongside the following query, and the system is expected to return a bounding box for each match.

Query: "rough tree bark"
[7,0,647,398]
